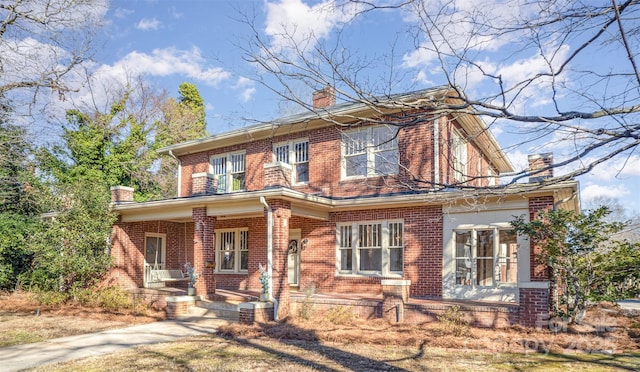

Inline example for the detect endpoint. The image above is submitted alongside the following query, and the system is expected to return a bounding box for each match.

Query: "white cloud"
[234,77,256,102]
[264,0,362,53]
[114,8,133,19]
[581,183,630,203]
[136,17,161,31]
[585,155,640,181]
[112,47,231,86]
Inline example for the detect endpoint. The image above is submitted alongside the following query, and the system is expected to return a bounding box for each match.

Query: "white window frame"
[215,228,249,273]
[336,219,404,277]
[341,125,399,179]
[452,129,467,182]
[273,139,309,184]
[453,227,517,288]
[210,151,246,193]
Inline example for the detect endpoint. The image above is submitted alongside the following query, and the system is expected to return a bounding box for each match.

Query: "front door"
[143,233,166,288]
[288,230,301,287]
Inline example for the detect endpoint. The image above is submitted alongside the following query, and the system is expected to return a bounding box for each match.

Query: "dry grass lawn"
[1,291,638,371]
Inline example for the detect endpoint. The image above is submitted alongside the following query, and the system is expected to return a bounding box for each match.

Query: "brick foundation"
[238,302,275,324]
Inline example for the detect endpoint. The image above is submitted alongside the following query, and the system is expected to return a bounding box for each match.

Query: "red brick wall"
[109,219,191,288]
[289,205,443,298]
[176,116,496,198]
[519,287,550,328]
[529,196,554,281]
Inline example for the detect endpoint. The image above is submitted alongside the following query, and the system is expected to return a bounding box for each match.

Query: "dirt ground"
[0,291,164,347]
[1,291,638,356]
[218,303,640,355]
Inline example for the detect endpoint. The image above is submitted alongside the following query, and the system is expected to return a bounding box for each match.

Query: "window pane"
[476,258,494,286]
[145,237,163,265]
[455,231,471,285]
[372,126,397,150]
[231,173,245,191]
[390,247,403,272]
[275,144,289,163]
[346,154,367,176]
[212,156,226,174]
[344,131,367,155]
[240,230,248,270]
[359,224,381,248]
[476,230,493,257]
[220,231,235,270]
[240,251,249,271]
[295,163,309,183]
[231,153,245,172]
[294,142,308,162]
[359,248,381,271]
[340,248,352,271]
[374,150,399,174]
[339,225,352,247]
[497,230,517,284]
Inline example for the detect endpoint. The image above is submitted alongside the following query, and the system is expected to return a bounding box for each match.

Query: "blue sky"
[74,0,640,215]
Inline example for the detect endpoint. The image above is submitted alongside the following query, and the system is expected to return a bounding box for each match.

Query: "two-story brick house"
[109,85,579,327]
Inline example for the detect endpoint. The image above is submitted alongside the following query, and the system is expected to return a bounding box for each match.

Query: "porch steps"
[177,300,241,322]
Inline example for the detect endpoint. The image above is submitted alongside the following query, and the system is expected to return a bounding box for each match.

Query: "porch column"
[192,207,216,298]
[269,199,291,317]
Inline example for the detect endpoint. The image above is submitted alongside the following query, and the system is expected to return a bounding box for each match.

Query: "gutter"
[168,150,181,198]
[259,196,279,320]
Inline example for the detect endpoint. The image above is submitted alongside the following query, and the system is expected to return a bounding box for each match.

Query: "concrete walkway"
[0,319,230,372]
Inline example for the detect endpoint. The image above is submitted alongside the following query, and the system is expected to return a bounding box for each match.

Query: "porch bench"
[150,269,189,284]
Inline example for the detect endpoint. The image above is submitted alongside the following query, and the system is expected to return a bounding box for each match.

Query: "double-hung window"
[342,125,399,178]
[452,129,467,182]
[273,140,309,183]
[337,220,404,276]
[211,152,245,193]
[216,228,249,273]
[454,228,517,287]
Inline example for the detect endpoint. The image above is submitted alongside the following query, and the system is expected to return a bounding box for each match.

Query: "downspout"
[259,196,279,320]
[168,150,181,197]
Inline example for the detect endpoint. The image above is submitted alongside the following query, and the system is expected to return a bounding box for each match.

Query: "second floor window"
[274,140,309,183]
[452,130,467,182]
[211,152,245,193]
[342,125,399,178]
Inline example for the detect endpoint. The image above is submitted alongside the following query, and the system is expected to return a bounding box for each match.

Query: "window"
[454,228,517,287]
[211,152,245,193]
[216,228,249,273]
[273,140,309,183]
[452,129,467,182]
[337,220,404,276]
[342,125,399,178]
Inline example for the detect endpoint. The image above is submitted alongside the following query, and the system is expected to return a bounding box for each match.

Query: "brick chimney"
[110,186,134,203]
[528,153,553,182]
[312,85,335,109]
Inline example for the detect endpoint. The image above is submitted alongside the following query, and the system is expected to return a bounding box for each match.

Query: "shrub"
[325,305,356,325]
[437,305,469,336]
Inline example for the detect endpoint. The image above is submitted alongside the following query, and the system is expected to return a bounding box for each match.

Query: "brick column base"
[519,283,550,328]
[382,279,411,323]
[165,296,196,319]
[239,302,275,324]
